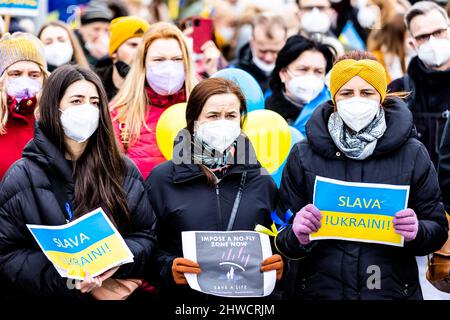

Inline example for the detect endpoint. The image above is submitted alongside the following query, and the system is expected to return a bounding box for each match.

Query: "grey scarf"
[328,108,387,160]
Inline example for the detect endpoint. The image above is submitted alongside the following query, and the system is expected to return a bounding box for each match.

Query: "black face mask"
[115,61,130,78]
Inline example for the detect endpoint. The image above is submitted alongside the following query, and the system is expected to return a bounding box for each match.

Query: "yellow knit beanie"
[329,59,387,104]
[0,32,47,76]
[109,16,150,56]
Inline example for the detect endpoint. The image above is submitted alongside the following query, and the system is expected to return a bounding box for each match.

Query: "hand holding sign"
[27,208,134,280]
[393,209,419,242]
[181,231,275,297]
[293,204,323,246]
[311,177,410,246]
[172,257,202,285]
[75,272,103,293]
[261,254,283,281]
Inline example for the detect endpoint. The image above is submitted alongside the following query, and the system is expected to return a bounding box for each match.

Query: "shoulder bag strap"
[225,171,247,231]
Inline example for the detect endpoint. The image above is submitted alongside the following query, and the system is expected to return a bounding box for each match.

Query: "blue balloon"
[289,126,305,148]
[271,127,305,187]
[271,161,285,188]
[211,68,265,112]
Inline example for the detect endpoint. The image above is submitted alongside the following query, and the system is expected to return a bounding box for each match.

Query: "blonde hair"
[0,65,49,134]
[37,21,89,68]
[111,22,196,144]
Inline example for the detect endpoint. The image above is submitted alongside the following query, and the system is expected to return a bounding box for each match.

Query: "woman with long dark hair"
[0,65,156,298]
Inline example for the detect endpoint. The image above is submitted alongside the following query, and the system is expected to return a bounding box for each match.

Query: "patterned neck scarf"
[328,108,387,160]
[192,138,236,170]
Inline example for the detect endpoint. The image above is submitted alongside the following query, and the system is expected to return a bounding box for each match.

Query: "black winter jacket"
[94,58,119,101]
[265,89,303,125]
[0,125,157,298]
[389,57,450,167]
[438,118,450,214]
[146,135,278,300]
[275,98,448,300]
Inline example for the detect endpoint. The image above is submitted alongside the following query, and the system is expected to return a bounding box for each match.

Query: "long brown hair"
[38,65,130,233]
[367,14,408,74]
[37,21,89,68]
[111,22,196,145]
[185,78,247,186]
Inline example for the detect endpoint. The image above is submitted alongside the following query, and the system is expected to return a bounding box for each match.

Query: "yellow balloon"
[243,110,291,174]
[156,102,187,160]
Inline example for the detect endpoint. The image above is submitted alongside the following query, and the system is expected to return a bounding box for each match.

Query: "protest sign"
[0,0,39,17]
[311,176,409,247]
[182,231,275,297]
[27,207,134,280]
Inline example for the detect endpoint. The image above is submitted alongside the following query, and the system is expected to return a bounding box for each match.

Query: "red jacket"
[0,96,36,180]
[111,86,186,180]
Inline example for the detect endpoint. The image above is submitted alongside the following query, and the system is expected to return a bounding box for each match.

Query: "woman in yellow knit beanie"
[0,32,49,179]
[275,51,447,300]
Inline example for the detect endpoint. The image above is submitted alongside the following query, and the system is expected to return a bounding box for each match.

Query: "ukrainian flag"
[338,20,366,51]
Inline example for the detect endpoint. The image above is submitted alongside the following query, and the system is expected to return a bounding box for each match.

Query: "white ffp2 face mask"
[301,8,331,34]
[357,5,380,29]
[286,74,325,104]
[44,42,74,67]
[417,35,450,68]
[196,120,241,153]
[252,55,275,74]
[60,103,100,143]
[337,97,380,132]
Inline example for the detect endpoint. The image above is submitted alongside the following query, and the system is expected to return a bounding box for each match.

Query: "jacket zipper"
[215,183,223,230]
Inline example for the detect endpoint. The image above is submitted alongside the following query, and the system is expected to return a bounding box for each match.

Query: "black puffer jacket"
[275,98,448,300]
[146,135,278,300]
[0,125,157,298]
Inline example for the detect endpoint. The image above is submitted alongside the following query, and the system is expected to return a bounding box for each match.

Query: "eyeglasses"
[413,28,448,44]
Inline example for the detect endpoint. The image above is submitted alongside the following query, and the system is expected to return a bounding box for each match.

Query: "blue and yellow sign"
[311,176,409,247]
[27,208,133,280]
[0,0,39,17]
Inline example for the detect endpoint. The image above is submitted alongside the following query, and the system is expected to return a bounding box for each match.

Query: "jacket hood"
[170,130,263,183]
[306,97,415,159]
[22,123,74,184]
